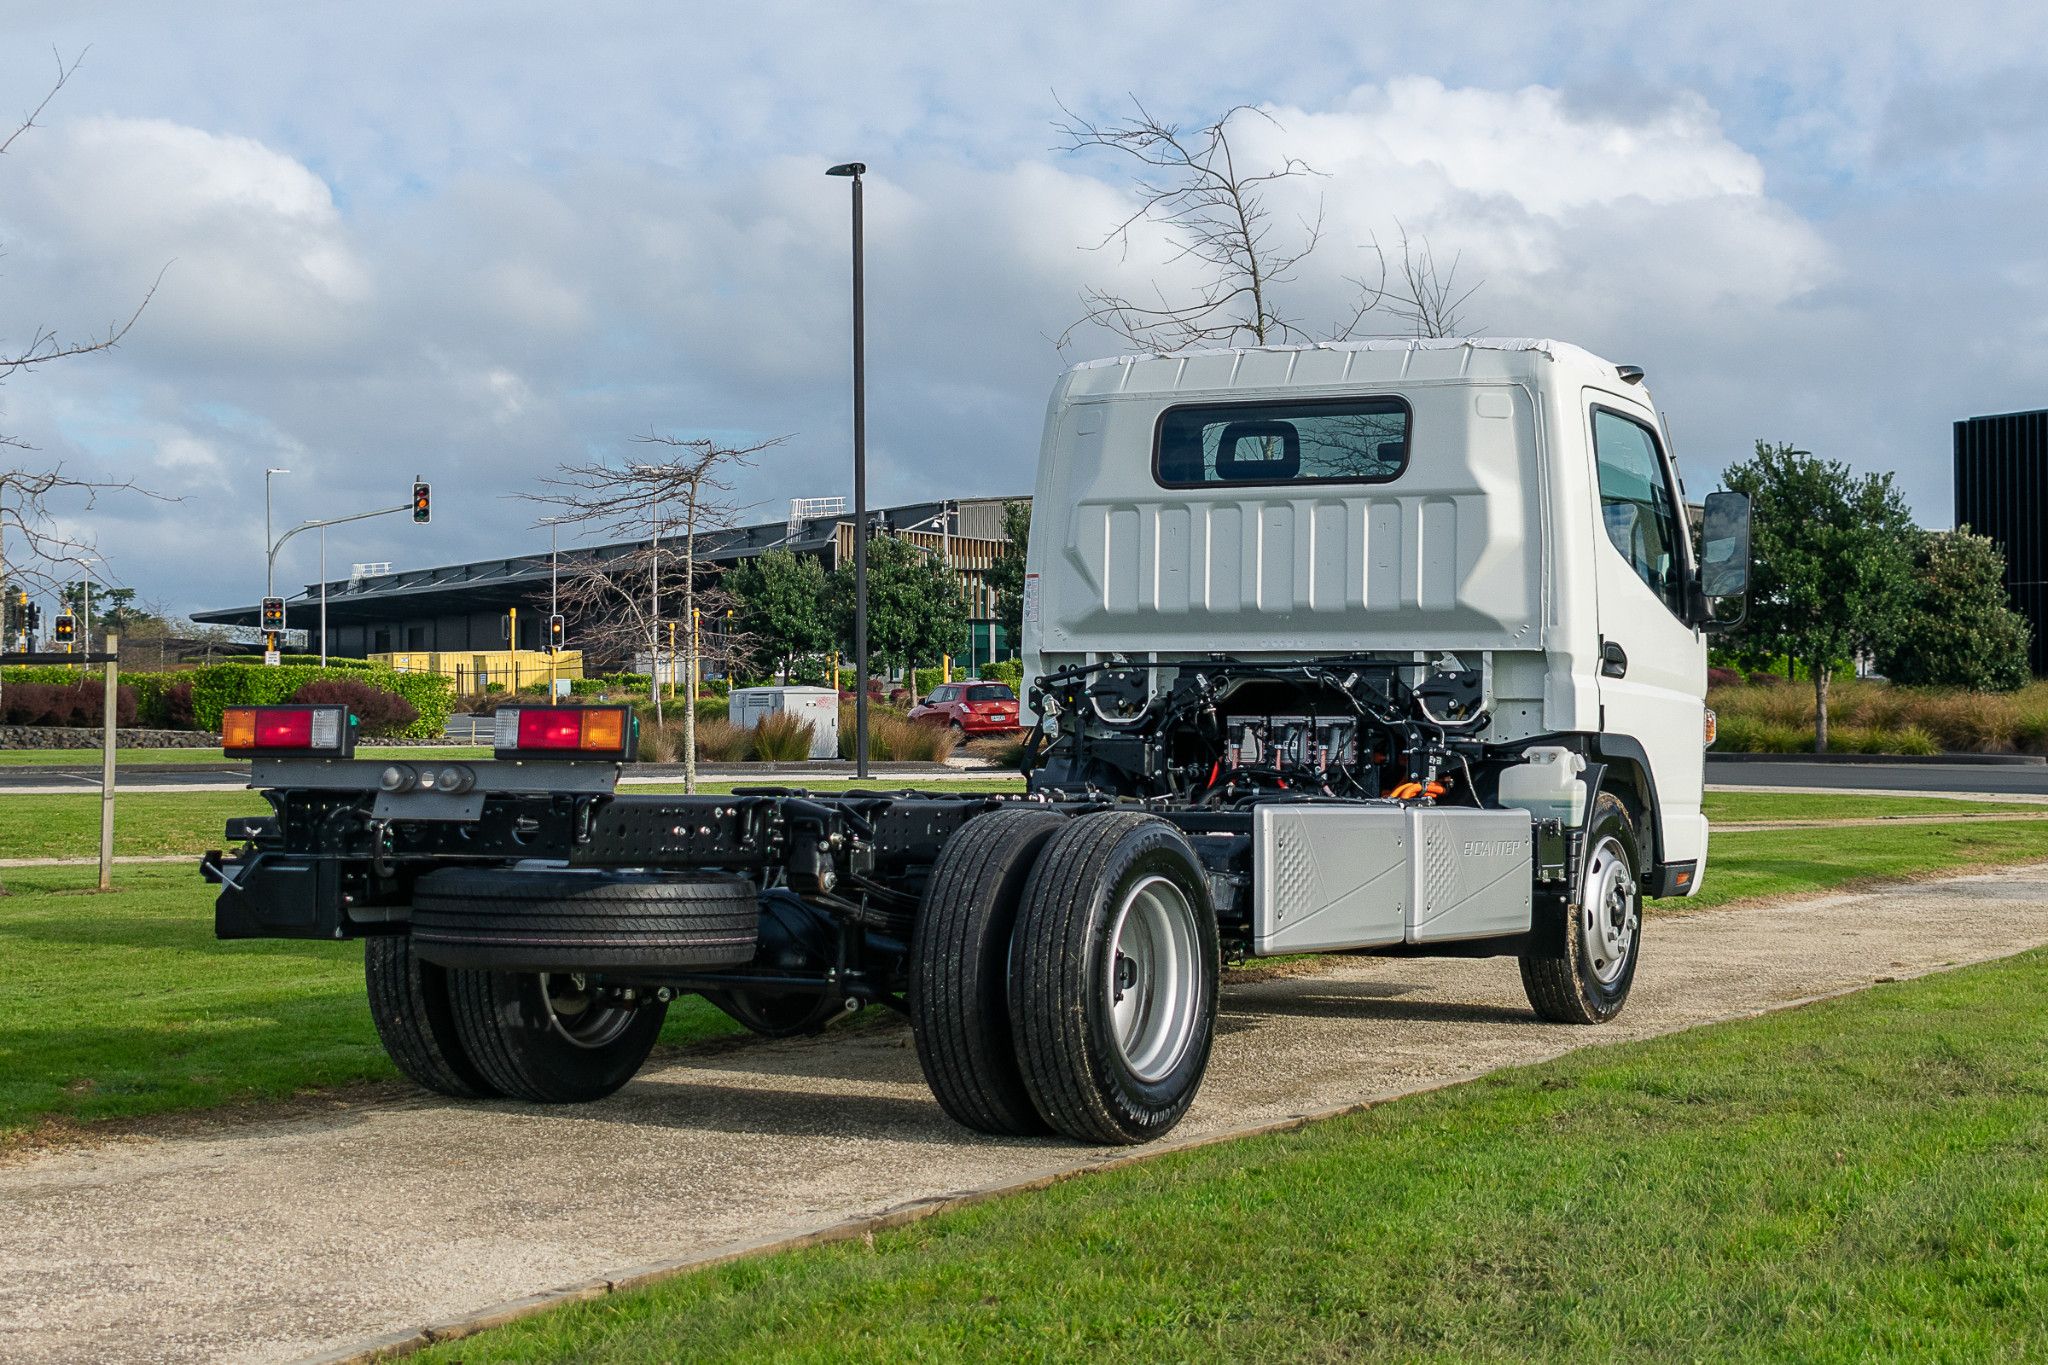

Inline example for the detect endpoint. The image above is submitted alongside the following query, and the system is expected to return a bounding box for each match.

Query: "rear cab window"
[1154,396,1411,488]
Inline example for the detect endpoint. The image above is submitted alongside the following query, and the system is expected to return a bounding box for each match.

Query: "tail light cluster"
[492,705,634,760]
[221,705,355,757]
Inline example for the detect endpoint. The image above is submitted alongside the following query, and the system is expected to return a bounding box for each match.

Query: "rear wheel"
[364,934,498,1098]
[910,807,1068,1135]
[1520,792,1643,1024]
[1010,811,1219,1145]
[448,969,667,1103]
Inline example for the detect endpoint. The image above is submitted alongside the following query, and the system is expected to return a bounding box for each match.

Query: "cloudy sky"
[3,2,2045,615]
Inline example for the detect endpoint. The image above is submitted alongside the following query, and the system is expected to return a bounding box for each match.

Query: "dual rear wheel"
[911,809,1221,1145]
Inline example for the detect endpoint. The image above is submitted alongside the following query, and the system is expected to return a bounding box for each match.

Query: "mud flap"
[208,853,347,941]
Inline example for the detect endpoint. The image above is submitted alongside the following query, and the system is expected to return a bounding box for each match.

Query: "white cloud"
[1,5,2044,607]
[3,115,371,370]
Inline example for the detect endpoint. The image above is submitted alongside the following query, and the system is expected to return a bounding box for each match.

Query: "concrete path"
[5,868,2048,1365]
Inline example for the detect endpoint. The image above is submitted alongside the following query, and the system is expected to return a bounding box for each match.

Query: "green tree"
[827,535,969,685]
[986,499,1032,646]
[726,548,831,682]
[1722,441,1918,751]
[1876,528,2032,691]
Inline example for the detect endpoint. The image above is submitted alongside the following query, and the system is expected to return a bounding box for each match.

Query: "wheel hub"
[1104,875,1202,1083]
[539,973,640,1050]
[1578,835,1639,985]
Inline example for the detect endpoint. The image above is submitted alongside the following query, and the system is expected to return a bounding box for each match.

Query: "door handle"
[1601,640,1629,679]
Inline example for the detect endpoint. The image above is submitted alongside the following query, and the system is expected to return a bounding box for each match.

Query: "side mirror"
[1697,490,1752,627]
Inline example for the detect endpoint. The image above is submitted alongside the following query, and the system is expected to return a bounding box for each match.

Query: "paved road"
[1705,755,2048,797]
[4,868,2047,1365]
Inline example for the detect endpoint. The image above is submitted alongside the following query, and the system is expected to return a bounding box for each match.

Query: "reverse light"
[492,705,634,760]
[221,705,354,756]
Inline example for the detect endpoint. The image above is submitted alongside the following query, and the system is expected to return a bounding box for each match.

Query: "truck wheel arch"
[1586,736,1662,878]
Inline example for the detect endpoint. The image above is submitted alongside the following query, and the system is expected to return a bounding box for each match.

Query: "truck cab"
[1024,339,1740,902]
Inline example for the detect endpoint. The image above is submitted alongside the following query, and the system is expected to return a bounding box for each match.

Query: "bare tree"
[1,50,163,724]
[1054,96,1482,352]
[1054,98,1341,351]
[1375,224,1483,339]
[522,435,778,791]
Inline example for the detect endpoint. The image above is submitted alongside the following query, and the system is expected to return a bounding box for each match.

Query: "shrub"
[159,679,196,730]
[836,706,958,762]
[1706,666,1744,689]
[290,678,420,737]
[0,681,137,727]
[750,711,816,761]
[978,659,1025,689]
[183,662,453,738]
[964,733,1029,769]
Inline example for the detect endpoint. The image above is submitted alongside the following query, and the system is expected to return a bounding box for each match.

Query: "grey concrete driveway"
[5,868,2048,1365]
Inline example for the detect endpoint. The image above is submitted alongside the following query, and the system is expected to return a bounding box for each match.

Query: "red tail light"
[221,705,354,756]
[493,705,633,760]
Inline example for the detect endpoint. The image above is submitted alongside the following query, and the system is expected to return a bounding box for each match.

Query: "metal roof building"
[1955,408,2048,676]
[193,495,1027,665]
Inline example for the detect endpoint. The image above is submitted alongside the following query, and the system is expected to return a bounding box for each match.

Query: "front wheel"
[448,969,667,1102]
[1010,811,1219,1145]
[1520,792,1643,1024]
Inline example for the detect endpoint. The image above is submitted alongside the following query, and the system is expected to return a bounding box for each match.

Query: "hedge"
[978,658,1025,689]
[3,662,453,737]
[184,663,453,738]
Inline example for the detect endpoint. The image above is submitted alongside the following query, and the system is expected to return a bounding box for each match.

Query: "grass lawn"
[0,864,740,1141]
[1701,790,2046,822]
[1689,821,2048,909]
[416,949,2048,1364]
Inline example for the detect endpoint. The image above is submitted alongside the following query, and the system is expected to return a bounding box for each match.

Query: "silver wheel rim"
[539,973,639,1049]
[1105,874,1202,1083]
[1580,835,1639,986]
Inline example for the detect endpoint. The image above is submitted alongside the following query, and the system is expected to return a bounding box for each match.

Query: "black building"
[1955,408,2048,676]
[193,495,1026,670]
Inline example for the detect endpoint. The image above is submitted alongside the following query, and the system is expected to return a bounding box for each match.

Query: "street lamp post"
[264,467,291,600]
[827,160,869,777]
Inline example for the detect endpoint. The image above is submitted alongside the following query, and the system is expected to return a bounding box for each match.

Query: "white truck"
[201,338,1750,1147]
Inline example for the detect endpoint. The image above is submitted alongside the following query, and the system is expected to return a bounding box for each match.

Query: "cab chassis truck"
[202,339,1751,1146]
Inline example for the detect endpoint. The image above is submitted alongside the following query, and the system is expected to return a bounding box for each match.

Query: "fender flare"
[1587,734,1663,875]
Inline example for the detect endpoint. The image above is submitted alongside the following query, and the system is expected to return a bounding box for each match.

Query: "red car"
[909,681,1021,734]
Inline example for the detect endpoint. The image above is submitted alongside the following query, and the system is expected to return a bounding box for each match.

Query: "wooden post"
[99,634,118,892]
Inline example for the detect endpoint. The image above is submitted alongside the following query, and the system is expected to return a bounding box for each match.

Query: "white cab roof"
[1060,337,1633,399]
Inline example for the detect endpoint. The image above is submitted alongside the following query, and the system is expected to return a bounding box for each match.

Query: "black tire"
[410,867,758,973]
[448,969,667,1103]
[910,808,1068,1136]
[364,934,499,1099]
[1520,792,1643,1024]
[702,988,841,1038]
[1010,811,1219,1145]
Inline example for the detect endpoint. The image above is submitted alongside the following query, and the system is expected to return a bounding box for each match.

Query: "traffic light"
[412,480,431,524]
[26,602,42,633]
[548,613,566,652]
[261,597,286,631]
[53,613,75,644]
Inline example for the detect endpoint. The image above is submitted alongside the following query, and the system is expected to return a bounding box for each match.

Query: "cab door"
[1582,397,1707,876]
